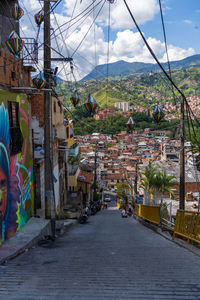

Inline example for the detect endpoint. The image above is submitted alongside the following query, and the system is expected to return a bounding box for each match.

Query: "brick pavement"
[0,205,200,299]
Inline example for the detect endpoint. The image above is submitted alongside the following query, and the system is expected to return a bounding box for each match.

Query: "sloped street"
[0,205,200,300]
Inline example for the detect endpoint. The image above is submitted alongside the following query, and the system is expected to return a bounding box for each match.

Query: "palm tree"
[159,170,177,200]
[140,162,177,205]
[140,161,158,205]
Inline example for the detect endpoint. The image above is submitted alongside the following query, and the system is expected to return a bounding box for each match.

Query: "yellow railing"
[116,202,120,209]
[173,210,200,244]
[134,204,140,216]
[134,204,160,225]
[140,205,160,225]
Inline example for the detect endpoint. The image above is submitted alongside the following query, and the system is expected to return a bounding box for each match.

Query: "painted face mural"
[0,166,8,220]
[0,103,21,243]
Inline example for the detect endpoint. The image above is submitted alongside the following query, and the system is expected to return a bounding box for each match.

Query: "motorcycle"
[78,207,89,224]
[78,212,88,224]
[90,202,98,215]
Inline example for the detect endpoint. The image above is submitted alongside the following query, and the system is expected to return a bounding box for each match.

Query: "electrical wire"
[0,0,42,72]
[60,0,78,55]
[0,0,103,73]
[106,1,111,107]
[158,0,176,105]
[51,28,69,81]
[53,0,105,78]
[71,0,106,58]
[123,0,186,102]
[93,0,98,83]
[51,0,103,41]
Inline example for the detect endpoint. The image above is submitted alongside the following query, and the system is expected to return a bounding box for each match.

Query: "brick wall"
[0,48,31,87]
[31,92,44,126]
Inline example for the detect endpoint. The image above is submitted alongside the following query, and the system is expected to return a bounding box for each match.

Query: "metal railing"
[173,210,200,244]
[21,38,38,65]
[134,204,160,225]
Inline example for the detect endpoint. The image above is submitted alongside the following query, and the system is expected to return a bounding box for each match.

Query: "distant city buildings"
[115,102,130,112]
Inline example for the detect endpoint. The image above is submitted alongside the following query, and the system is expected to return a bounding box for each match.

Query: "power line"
[158,0,177,106]
[71,0,106,57]
[106,1,111,107]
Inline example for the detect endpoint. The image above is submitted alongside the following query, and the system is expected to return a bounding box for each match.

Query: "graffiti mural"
[0,91,33,245]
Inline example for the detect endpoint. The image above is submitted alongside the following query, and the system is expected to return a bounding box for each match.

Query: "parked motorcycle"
[78,212,88,224]
[90,202,98,215]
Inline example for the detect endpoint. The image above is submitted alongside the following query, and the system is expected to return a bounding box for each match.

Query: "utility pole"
[134,160,138,196]
[179,97,185,210]
[93,142,98,202]
[43,0,55,235]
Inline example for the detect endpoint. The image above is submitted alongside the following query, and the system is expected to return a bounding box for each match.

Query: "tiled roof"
[77,170,93,184]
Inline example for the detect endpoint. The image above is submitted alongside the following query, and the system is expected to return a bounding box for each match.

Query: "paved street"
[0,204,200,300]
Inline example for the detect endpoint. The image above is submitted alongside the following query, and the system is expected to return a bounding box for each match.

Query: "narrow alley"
[0,204,200,300]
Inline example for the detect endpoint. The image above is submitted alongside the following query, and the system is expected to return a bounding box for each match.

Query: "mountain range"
[81,54,200,81]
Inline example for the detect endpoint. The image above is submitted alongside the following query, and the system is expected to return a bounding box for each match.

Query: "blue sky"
[19,0,200,79]
[140,0,200,53]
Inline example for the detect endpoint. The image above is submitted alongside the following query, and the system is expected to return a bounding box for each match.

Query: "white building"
[115,102,130,112]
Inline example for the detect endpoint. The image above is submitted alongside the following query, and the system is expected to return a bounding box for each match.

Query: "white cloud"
[163,46,195,61]
[63,0,159,29]
[184,19,192,24]
[17,0,196,80]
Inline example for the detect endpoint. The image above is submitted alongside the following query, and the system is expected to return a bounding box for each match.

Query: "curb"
[0,218,51,265]
[0,219,78,265]
[56,219,77,235]
[134,215,200,258]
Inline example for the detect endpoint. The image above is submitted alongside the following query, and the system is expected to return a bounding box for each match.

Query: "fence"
[134,204,160,225]
[173,210,200,244]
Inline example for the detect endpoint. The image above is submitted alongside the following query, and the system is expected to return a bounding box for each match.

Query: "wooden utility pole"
[43,1,54,226]
[93,142,98,202]
[134,160,138,196]
[179,97,185,210]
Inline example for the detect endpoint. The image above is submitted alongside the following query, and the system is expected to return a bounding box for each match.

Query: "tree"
[140,161,158,205]
[153,170,177,204]
[140,162,177,205]
[116,183,130,207]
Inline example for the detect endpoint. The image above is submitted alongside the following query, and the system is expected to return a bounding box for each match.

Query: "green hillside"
[82,54,200,81]
[55,67,200,110]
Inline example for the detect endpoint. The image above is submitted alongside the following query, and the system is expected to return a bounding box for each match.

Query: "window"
[8,101,23,155]
[11,71,16,81]
[8,101,19,128]
[66,126,69,139]
[54,101,56,113]
[58,100,62,113]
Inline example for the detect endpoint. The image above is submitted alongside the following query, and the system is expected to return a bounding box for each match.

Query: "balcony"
[21,38,38,66]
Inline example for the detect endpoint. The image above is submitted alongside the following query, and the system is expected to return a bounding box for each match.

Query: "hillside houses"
[76,127,200,212]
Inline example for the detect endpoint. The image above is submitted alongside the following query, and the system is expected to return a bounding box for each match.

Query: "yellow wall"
[65,121,74,147]
[68,167,80,188]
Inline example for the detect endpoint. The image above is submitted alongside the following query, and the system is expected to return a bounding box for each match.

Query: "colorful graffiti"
[0,92,33,245]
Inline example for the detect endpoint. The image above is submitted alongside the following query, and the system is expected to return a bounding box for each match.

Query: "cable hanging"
[106,0,111,107]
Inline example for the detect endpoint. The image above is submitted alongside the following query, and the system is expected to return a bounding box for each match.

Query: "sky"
[18,0,200,80]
